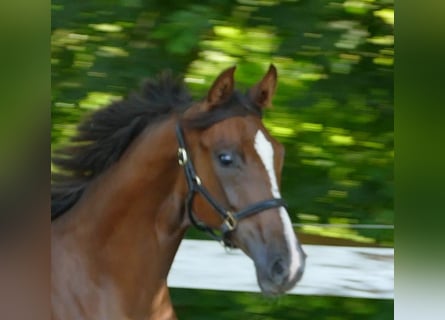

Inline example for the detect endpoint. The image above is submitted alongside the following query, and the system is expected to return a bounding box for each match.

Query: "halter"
[175,124,287,247]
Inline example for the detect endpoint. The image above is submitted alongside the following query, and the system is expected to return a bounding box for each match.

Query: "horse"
[51,65,306,320]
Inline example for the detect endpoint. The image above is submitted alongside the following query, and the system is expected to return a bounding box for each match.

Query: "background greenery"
[51,0,393,318]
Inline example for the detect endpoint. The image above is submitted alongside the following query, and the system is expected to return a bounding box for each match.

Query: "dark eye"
[218,153,233,167]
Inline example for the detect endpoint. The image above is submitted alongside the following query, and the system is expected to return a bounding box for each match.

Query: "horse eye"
[218,153,233,167]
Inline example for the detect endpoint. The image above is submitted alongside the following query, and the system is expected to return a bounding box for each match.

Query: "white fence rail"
[168,239,394,300]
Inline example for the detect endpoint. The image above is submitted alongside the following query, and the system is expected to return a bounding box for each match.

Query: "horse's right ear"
[204,66,236,110]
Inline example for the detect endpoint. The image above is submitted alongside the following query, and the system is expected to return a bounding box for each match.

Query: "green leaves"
[151,5,213,55]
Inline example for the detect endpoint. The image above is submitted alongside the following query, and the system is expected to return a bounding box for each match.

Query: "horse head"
[178,65,306,296]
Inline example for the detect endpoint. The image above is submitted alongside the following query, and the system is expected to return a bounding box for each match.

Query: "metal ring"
[177,148,187,166]
[193,176,201,185]
[224,211,237,231]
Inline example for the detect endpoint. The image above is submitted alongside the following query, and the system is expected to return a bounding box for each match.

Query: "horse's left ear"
[248,64,277,109]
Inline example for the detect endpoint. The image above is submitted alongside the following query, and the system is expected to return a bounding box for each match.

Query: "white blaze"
[254,130,302,280]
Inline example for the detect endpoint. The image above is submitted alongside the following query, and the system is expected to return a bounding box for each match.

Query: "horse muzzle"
[255,241,306,296]
[234,226,307,297]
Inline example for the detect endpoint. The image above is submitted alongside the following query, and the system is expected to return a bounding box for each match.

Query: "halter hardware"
[177,148,188,166]
[175,124,287,247]
[223,211,237,231]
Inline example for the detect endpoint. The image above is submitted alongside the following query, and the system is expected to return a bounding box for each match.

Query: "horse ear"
[205,66,236,110]
[248,64,277,109]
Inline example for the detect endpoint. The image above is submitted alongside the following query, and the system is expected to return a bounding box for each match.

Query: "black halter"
[175,124,287,247]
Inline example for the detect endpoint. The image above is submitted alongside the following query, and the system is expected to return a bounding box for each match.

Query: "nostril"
[269,258,289,285]
[272,259,284,275]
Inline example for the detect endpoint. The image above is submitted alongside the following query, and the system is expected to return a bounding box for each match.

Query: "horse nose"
[269,257,289,285]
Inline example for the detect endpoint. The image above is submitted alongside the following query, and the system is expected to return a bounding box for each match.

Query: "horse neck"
[52,117,188,319]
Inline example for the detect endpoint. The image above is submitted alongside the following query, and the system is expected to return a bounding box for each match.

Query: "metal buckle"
[224,211,237,231]
[177,148,187,166]
[193,176,201,185]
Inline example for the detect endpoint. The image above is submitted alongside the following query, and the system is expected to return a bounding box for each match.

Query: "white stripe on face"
[254,129,302,280]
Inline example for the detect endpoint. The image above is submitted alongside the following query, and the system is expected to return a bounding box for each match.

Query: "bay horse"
[51,65,306,320]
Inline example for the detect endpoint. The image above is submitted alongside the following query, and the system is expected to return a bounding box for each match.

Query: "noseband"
[175,124,287,247]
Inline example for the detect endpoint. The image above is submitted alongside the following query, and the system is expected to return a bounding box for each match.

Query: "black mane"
[51,72,261,219]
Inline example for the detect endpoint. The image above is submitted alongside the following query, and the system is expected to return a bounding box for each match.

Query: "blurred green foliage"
[52,0,393,246]
[171,288,393,320]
